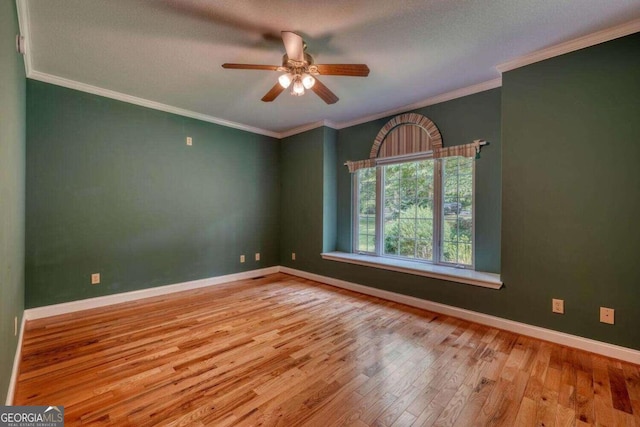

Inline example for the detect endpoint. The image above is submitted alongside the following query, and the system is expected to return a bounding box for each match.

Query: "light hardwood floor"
[15,273,640,426]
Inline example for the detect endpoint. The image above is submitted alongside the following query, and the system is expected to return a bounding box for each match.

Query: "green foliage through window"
[355,156,473,267]
[356,167,377,253]
[441,157,473,265]
[383,161,434,260]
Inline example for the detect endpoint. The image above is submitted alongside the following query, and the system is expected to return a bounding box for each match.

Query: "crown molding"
[330,78,502,131]
[278,120,329,139]
[277,78,503,137]
[15,0,33,74]
[28,71,281,138]
[26,70,501,139]
[230,74,502,137]
[497,18,640,73]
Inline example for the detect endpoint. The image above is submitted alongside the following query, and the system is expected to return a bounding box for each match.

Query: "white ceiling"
[20,0,640,136]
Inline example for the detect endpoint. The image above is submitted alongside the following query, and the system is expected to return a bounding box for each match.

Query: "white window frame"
[352,152,475,270]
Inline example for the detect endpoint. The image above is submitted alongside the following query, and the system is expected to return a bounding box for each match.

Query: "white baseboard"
[6,314,26,405]
[24,266,279,320]
[280,266,640,365]
[8,263,638,405]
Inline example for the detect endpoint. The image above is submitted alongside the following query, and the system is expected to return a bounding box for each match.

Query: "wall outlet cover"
[91,273,100,285]
[240,255,245,263]
[600,307,615,324]
[552,298,564,314]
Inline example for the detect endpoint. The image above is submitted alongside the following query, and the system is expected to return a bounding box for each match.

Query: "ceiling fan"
[222,31,369,104]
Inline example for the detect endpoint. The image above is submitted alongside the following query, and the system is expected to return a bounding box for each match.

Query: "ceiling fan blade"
[311,78,339,104]
[222,63,280,71]
[315,64,370,77]
[281,31,304,62]
[261,82,286,102]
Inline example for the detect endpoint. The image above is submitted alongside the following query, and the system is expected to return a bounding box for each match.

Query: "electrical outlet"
[255,253,260,261]
[91,273,100,285]
[292,252,296,261]
[552,299,564,314]
[14,316,18,336]
[186,136,193,146]
[240,255,245,263]
[600,307,614,324]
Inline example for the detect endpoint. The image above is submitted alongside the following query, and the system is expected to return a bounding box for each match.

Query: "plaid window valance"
[345,113,488,173]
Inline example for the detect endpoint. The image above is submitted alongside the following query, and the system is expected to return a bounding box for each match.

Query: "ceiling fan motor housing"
[281,53,318,75]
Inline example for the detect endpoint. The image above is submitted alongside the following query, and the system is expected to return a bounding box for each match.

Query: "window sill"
[320,252,502,289]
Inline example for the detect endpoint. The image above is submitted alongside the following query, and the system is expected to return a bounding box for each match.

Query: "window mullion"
[375,167,384,256]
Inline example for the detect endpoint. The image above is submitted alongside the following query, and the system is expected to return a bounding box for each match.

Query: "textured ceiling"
[22,0,640,134]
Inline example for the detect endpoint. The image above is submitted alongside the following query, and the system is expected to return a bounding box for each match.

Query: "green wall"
[279,127,325,271]
[26,81,280,308]
[322,127,338,253]
[501,33,640,349]
[280,126,339,268]
[0,0,26,403]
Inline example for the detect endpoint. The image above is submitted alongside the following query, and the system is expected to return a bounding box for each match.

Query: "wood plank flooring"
[15,273,640,426]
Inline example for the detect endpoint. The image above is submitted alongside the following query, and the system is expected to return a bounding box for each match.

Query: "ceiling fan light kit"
[222,31,369,104]
[302,74,315,89]
[278,73,292,88]
[292,76,305,96]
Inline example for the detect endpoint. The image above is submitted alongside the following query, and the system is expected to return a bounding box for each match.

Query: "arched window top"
[370,113,442,159]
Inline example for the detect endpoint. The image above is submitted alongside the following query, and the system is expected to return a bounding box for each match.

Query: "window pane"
[415,219,433,241]
[416,239,433,260]
[458,243,472,265]
[366,235,376,252]
[383,159,434,261]
[440,156,473,265]
[442,240,458,263]
[399,218,416,238]
[357,168,377,253]
[399,238,416,258]
[370,215,378,234]
[416,202,433,220]
[459,216,472,242]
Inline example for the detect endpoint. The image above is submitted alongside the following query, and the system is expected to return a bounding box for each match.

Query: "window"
[441,156,474,265]
[356,167,377,253]
[354,155,474,268]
